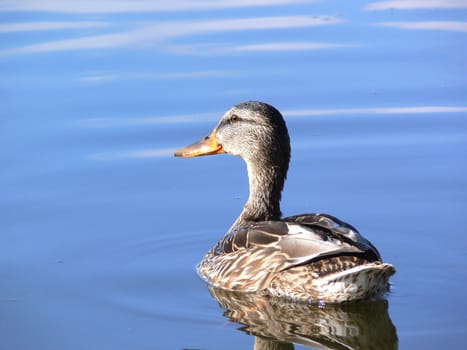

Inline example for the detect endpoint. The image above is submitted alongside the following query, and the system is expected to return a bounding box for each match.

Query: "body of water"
[1,1,467,349]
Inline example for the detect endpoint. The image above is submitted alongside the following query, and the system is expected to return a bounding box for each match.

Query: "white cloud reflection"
[232,42,356,52]
[80,74,116,82]
[169,41,354,55]
[365,0,467,10]
[89,148,175,160]
[285,106,467,117]
[375,21,467,32]
[79,70,242,83]
[0,0,320,13]
[0,15,341,56]
[78,113,218,128]
[0,21,109,32]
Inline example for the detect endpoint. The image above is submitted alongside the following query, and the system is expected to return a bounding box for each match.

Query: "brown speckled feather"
[198,213,395,301]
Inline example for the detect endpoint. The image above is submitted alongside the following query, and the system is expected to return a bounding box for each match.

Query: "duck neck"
[230,159,285,230]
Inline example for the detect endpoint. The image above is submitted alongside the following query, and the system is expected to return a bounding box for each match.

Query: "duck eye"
[230,114,240,123]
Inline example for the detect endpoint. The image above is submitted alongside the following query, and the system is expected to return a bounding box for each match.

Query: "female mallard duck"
[175,101,395,303]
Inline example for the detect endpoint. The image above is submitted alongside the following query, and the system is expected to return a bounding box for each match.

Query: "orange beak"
[174,129,225,158]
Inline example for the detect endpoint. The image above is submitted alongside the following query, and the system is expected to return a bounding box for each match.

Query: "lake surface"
[1,1,467,349]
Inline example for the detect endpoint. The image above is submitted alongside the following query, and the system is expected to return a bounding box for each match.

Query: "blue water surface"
[1,1,467,349]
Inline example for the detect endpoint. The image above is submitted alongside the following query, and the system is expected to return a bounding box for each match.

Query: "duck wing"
[202,213,381,292]
[284,213,382,262]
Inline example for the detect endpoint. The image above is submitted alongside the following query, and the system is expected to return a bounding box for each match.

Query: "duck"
[175,101,395,303]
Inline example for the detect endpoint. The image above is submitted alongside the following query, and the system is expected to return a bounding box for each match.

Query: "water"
[1,2,467,349]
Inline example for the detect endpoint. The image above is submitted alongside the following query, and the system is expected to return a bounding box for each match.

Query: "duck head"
[175,101,291,227]
[175,101,290,166]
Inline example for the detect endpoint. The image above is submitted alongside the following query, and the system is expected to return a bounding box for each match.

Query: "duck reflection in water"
[208,286,398,350]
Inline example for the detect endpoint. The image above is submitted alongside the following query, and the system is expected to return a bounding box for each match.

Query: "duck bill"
[174,129,225,158]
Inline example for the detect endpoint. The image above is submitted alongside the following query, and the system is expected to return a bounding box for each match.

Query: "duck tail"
[312,262,396,303]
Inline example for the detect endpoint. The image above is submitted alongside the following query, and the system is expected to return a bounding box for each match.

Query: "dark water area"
[1,2,467,349]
